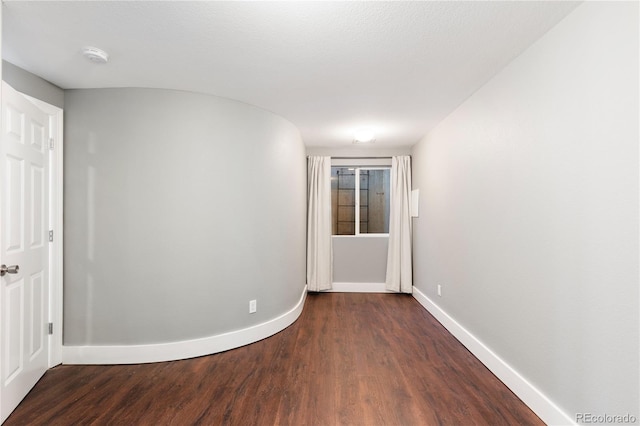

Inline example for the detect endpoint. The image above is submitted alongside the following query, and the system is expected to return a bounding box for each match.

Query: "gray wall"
[307,146,411,157]
[3,60,64,108]
[333,236,388,283]
[412,2,638,419]
[64,88,306,345]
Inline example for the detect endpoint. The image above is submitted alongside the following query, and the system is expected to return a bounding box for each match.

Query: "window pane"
[360,169,390,234]
[331,167,355,235]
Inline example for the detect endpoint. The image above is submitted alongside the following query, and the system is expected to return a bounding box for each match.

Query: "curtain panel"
[385,155,413,293]
[306,156,333,291]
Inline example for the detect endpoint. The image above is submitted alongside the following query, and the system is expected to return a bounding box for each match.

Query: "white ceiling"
[3,1,579,148]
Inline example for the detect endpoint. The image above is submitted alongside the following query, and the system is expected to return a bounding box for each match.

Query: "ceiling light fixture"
[353,128,376,144]
[82,46,109,64]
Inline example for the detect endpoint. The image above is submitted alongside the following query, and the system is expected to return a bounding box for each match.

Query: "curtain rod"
[331,156,392,159]
[306,156,394,159]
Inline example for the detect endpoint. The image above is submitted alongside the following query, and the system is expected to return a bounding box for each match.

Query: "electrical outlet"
[249,299,257,314]
[437,285,442,297]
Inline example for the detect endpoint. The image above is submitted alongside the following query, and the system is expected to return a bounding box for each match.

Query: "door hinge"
[48,323,53,335]
[49,138,54,150]
[49,230,54,242]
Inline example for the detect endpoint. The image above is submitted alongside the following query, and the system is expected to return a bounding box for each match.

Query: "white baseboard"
[329,282,392,293]
[62,286,307,365]
[411,286,575,426]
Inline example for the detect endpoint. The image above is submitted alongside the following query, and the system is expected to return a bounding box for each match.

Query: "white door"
[0,82,50,423]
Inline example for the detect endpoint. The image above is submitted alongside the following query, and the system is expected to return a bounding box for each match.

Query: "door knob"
[0,264,19,277]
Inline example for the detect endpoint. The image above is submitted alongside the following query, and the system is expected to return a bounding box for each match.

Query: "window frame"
[332,166,391,237]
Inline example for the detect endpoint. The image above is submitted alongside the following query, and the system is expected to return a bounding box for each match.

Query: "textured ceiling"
[3,1,579,147]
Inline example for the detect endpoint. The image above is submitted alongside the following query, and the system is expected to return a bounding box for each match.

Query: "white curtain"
[307,156,333,291]
[385,156,413,293]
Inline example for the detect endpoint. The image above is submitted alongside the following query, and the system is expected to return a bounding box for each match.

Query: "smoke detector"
[82,47,109,64]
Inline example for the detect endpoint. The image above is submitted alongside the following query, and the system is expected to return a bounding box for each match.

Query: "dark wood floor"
[5,293,543,426]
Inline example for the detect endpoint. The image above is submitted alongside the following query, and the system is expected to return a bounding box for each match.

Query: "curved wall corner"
[63,88,307,363]
[63,286,307,364]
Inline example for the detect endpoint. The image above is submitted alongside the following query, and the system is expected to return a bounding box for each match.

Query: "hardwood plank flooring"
[4,293,543,425]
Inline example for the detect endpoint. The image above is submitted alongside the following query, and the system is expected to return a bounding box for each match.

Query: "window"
[331,167,390,235]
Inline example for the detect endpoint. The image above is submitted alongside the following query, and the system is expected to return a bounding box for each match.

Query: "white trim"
[21,94,64,369]
[411,286,575,426]
[0,22,4,421]
[328,282,393,293]
[63,286,307,365]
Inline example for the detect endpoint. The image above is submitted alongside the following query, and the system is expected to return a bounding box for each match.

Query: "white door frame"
[21,93,64,368]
